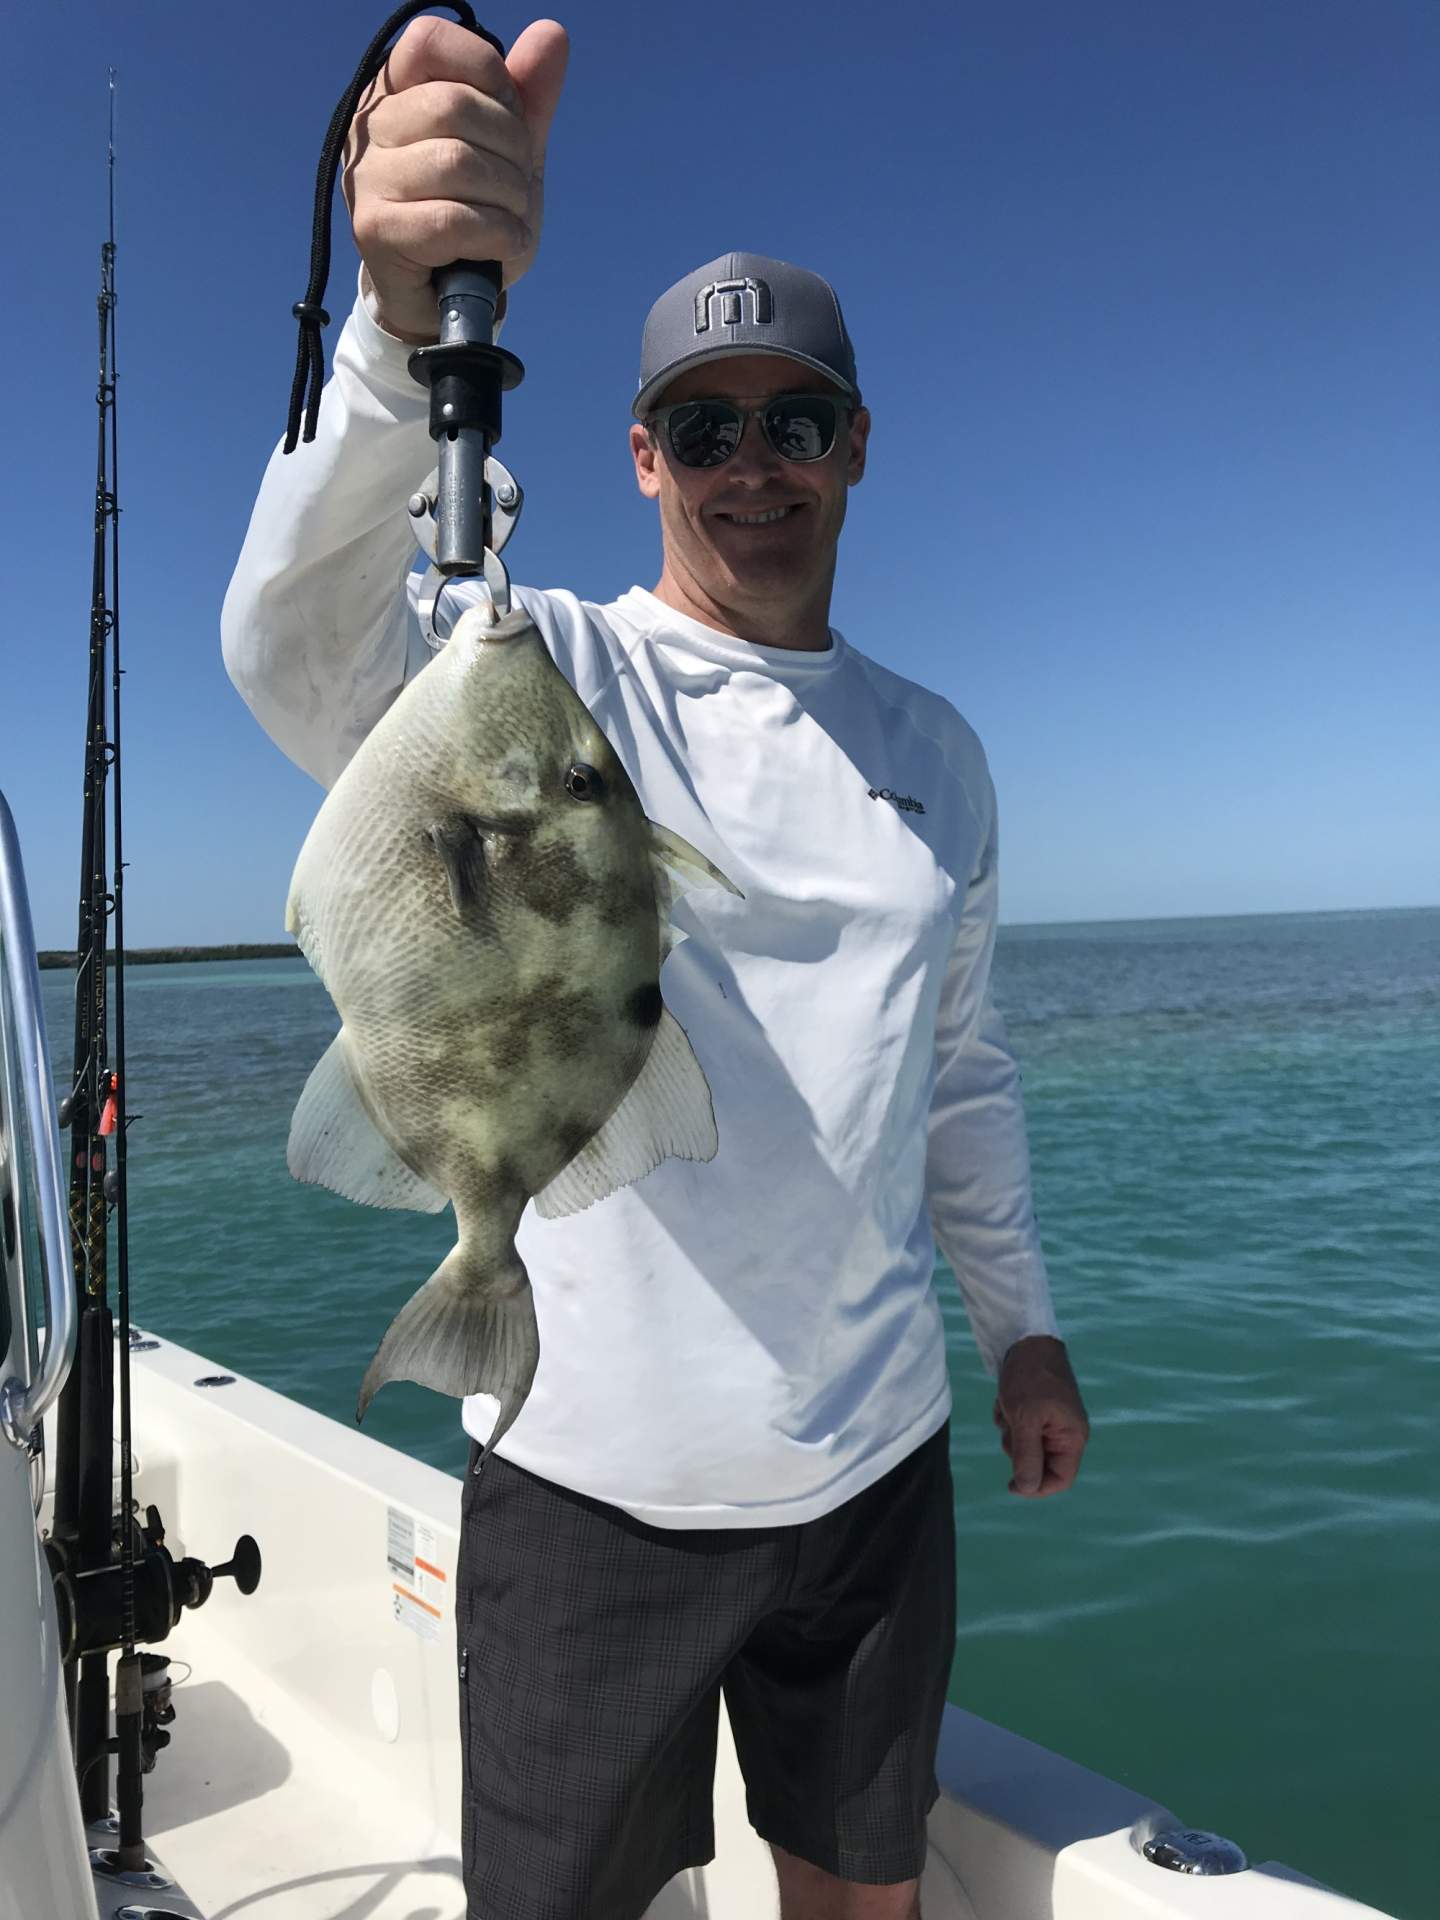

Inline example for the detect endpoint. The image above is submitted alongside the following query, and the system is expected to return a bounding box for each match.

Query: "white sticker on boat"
[386,1506,447,1644]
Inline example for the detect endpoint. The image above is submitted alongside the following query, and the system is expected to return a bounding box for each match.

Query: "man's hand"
[992,1335,1089,1498]
[343,16,570,342]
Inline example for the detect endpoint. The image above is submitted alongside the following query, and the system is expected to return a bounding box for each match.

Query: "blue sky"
[2,0,1435,945]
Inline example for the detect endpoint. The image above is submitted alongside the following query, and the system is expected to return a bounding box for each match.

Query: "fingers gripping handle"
[411,12,526,583]
[282,0,526,506]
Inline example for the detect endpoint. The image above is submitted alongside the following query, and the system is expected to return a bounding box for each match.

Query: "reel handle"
[209,1534,262,1598]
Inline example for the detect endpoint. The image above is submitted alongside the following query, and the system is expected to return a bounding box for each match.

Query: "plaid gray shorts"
[456,1419,955,1920]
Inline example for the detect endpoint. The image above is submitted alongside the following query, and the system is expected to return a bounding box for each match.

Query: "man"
[222,18,1089,1920]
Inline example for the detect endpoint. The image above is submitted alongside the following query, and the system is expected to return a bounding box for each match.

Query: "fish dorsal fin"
[532,1007,719,1220]
[289,1031,448,1215]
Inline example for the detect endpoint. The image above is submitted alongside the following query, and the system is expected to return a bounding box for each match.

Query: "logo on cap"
[694,277,774,334]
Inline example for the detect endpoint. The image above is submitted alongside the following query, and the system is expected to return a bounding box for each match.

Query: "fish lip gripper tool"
[408,260,525,633]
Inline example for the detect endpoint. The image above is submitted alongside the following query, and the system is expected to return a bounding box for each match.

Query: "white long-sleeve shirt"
[221,281,1061,1527]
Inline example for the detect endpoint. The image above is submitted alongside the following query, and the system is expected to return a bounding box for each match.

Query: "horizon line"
[34,899,1440,961]
[1000,900,1439,932]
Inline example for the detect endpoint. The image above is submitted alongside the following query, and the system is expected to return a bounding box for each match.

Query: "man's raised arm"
[220,17,568,788]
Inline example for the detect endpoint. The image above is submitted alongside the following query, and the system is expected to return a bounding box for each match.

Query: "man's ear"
[631,423,661,500]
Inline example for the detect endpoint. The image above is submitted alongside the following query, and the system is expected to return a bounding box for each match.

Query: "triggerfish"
[284,600,739,1447]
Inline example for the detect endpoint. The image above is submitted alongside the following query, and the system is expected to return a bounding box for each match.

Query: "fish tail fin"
[356,1244,538,1448]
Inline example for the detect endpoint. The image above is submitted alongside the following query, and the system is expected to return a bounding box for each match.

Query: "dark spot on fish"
[486,1017,534,1074]
[469,1156,524,1205]
[495,1154,525,1196]
[554,1116,593,1164]
[484,976,601,1078]
[514,840,599,923]
[627,981,663,1029]
[600,869,655,929]
[460,1156,529,1222]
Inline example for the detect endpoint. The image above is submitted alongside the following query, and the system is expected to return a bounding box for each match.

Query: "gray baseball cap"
[633,251,859,419]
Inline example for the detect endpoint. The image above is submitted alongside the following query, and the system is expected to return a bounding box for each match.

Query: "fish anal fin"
[289,1031,448,1214]
[533,1006,718,1221]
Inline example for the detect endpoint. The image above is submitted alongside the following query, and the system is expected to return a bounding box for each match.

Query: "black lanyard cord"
[284,1,504,453]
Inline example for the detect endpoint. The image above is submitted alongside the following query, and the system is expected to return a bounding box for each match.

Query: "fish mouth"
[451,603,537,647]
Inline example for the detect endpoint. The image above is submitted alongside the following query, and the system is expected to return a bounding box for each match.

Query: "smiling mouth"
[713,504,803,526]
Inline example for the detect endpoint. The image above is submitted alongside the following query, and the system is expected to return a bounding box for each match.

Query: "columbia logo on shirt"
[868,786,927,816]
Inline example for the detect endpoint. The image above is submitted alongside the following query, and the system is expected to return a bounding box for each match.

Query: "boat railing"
[0,788,77,1451]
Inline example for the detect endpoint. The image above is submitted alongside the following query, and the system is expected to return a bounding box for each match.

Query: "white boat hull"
[25,1332,1390,1920]
[0,1428,96,1920]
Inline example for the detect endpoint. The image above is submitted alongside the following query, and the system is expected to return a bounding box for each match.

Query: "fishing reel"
[46,1501,261,1664]
[407,452,524,653]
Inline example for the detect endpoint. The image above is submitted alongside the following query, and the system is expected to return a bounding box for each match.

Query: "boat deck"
[76,1334,1390,1920]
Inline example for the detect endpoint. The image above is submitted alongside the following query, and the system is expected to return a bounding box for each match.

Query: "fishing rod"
[284,0,525,627]
[44,4,509,1860]
[51,63,128,1835]
[47,69,260,1873]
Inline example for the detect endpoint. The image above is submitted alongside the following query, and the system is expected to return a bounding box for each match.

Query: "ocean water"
[38,907,1439,1919]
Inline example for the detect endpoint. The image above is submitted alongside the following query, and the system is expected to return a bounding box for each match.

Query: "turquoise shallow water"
[39,907,1439,1919]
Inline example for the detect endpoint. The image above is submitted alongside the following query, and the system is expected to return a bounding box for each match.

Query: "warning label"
[386,1507,447,1644]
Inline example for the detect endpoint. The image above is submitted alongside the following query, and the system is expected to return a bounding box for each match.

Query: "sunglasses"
[645,392,853,469]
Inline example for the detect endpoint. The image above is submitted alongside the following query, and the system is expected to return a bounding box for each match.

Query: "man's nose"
[725,416,786,480]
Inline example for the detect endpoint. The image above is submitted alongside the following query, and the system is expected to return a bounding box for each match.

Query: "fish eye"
[564,763,605,802]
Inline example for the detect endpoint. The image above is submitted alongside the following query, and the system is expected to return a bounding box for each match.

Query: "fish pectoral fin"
[289,1031,449,1214]
[427,818,492,918]
[533,1006,719,1221]
[357,1245,538,1451]
[646,822,744,905]
[647,824,743,955]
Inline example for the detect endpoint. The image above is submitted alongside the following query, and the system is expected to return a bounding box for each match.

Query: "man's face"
[629,353,870,625]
